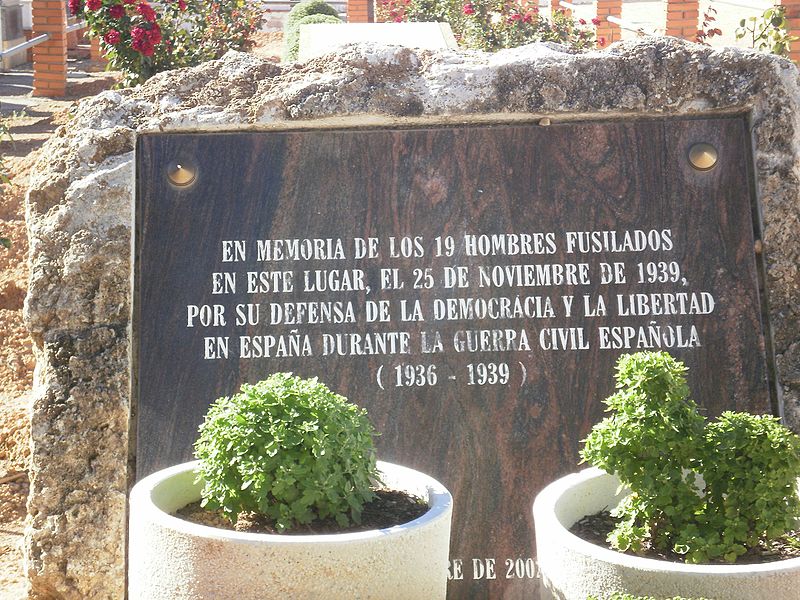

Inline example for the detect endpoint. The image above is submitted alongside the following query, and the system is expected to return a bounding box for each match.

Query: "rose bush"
[378,0,596,51]
[69,0,262,85]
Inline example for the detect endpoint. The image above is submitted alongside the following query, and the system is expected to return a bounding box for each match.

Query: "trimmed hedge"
[283,0,341,61]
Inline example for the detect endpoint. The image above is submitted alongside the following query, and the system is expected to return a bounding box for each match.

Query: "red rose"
[133,37,154,56]
[108,4,125,18]
[131,24,159,55]
[68,0,82,16]
[104,29,121,44]
[591,17,601,26]
[579,18,586,25]
[462,3,474,15]
[86,0,102,10]
[147,23,162,44]
[137,2,157,22]
[178,0,187,9]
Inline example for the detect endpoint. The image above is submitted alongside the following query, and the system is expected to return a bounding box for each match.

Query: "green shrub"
[282,0,341,61]
[581,351,800,563]
[194,373,380,532]
[286,0,340,28]
[283,13,343,62]
[581,352,706,554]
[701,411,800,561]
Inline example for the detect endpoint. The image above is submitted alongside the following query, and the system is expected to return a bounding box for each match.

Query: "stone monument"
[24,38,800,599]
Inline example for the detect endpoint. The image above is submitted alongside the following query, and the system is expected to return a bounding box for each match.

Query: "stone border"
[23,38,800,598]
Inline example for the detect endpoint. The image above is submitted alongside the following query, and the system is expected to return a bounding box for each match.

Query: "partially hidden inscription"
[135,118,772,599]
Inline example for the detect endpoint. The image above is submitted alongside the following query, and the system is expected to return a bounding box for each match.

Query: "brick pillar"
[596,0,622,46]
[32,0,67,97]
[90,37,106,64]
[67,21,79,50]
[666,0,700,40]
[781,0,800,63]
[554,0,571,18]
[24,30,35,63]
[348,0,372,23]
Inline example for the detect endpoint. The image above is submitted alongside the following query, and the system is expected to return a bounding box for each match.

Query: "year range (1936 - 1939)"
[375,362,528,390]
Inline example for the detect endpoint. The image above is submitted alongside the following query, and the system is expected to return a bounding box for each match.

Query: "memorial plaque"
[135,117,773,598]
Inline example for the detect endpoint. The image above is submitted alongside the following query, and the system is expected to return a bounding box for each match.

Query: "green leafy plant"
[282,0,342,61]
[69,0,262,86]
[581,352,706,555]
[194,373,380,532]
[736,6,798,58]
[199,1,263,59]
[285,0,340,27]
[581,351,800,563]
[391,0,468,34]
[701,411,800,560]
[283,13,342,61]
[378,0,595,51]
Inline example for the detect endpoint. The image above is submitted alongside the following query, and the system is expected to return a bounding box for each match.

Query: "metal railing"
[0,20,85,61]
[606,15,656,36]
[559,1,657,36]
[65,20,87,34]
[0,32,47,60]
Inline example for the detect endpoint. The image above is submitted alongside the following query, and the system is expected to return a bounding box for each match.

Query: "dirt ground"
[0,65,122,600]
[250,30,284,61]
[0,123,43,600]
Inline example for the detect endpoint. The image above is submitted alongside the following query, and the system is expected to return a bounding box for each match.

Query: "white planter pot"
[533,468,800,600]
[129,460,453,600]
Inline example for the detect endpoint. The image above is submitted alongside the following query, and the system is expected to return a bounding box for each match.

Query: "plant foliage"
[695,7,722,45]
[282,0,342,61]
[736,6,798,59]
[378,0,596,51]
[581,351,800,563]
[194,373,380,532]
[69,0,263,86]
